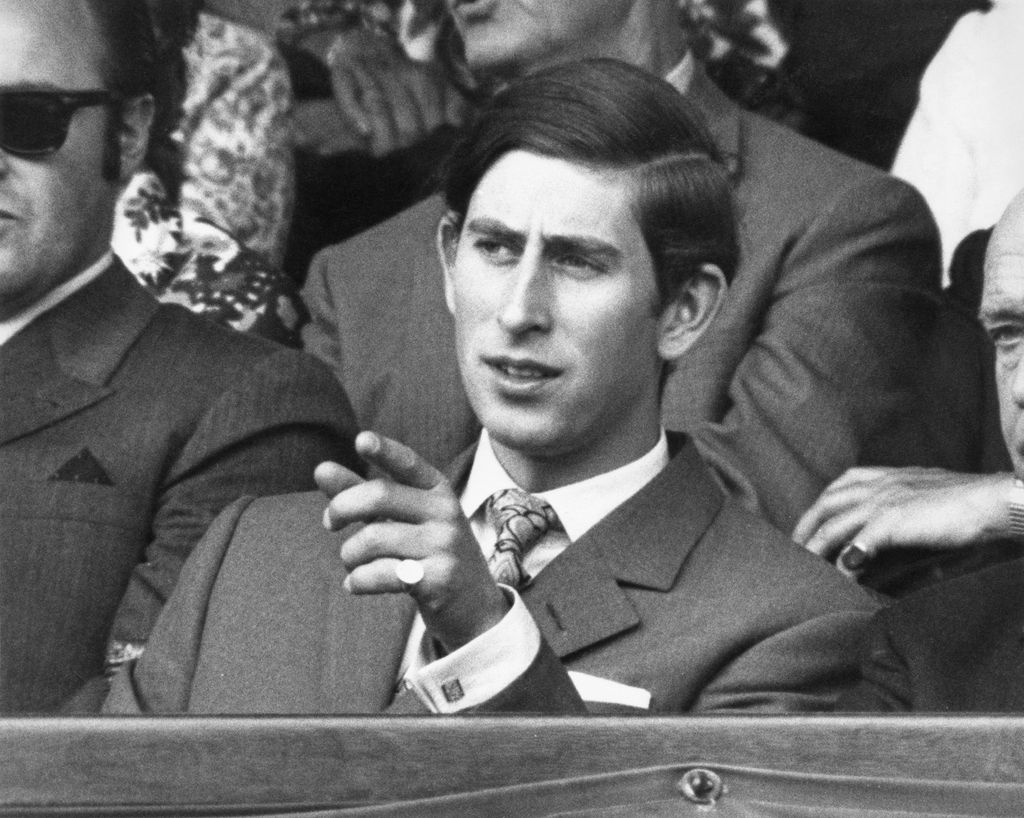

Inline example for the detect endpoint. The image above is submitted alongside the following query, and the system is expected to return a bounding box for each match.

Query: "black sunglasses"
[0,90,120,158]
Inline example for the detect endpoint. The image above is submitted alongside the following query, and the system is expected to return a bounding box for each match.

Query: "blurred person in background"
[113,0,305,345]
[891,0,1024,281]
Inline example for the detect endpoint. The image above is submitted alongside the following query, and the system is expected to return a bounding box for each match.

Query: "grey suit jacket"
[107,437,878,715]
[301,66,994,537]
[844,554,1024,713]
[0,262,357,712]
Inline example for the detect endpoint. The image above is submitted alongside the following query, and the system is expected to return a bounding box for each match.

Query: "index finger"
[356,431,446,490]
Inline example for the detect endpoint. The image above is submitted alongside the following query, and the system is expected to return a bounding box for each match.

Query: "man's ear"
[436,211,461,315]
[657,263,727,361]
[115,94,155,183]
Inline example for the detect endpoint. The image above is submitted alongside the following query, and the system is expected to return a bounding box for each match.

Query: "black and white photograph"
[2,1,1023,814]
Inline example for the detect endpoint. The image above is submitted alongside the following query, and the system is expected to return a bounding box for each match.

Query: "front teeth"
[501,363,546,378]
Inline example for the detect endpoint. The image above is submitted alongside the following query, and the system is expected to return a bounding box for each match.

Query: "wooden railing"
[1,716,1023,815]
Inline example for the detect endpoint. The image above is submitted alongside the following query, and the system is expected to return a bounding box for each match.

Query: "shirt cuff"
[402,586,541,713]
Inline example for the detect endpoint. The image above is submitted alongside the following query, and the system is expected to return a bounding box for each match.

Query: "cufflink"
[441,679,464,704]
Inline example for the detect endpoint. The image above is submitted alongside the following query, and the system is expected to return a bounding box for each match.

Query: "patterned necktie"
[485,488,561,589]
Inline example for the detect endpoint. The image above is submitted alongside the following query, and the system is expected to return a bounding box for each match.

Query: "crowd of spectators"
[2,0,1023,718]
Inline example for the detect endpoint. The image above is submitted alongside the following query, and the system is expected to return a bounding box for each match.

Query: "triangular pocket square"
[568,671,651,709]
[48,448,114,486]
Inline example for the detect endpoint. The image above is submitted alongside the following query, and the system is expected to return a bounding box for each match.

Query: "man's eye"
[989,325,1024,351]
[553,254,602,276]
[474,239,517,263]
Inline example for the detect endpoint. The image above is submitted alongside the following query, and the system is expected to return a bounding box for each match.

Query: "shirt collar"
[0,251,113,347]
[663,51,696,96]
[461,428,670,542]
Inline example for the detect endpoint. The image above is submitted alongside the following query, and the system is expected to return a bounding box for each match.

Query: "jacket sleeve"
[691,175,948,534]
[300,252,345,381]
[692,608,876,713]
[105,350,359,669]
[839,612,914,712]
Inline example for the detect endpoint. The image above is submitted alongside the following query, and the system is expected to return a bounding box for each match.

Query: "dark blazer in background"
[773,0,989,168]
[301,65,986,538]
[107,437,878,716]
[844,554,1024,712]
[0,261,357,712]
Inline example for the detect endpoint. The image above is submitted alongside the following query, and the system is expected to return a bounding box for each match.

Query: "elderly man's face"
[980,212,1024,475]
[0,0,120,320]
[446,0,644,77]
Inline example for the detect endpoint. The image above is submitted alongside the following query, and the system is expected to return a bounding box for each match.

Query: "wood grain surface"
[0,716,1022,814]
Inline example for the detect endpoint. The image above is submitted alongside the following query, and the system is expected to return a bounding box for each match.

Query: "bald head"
[987,190,1024,277]
[980,189,1024,474]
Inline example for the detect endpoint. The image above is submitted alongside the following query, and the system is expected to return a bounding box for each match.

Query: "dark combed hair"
[441,59,739,306]
[84,0,196,197]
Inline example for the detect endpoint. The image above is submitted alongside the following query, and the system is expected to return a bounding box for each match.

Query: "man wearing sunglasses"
[0,0,358,713]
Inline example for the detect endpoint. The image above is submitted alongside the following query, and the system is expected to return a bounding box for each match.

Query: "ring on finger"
[838,541,870,572]
[395,559,424,592]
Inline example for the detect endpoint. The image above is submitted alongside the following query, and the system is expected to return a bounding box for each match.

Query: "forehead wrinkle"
[981,266,1024,321]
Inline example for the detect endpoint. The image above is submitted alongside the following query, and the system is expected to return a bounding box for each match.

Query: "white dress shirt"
[0,251,113,347]
[664,51,695,96]
[892,1,1024,278]
[400,429,670,712]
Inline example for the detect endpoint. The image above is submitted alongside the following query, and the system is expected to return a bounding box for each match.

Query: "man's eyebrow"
[1,82,70,93]
[978,305,1024,324]
[543,235,622,265]
[463,218,524,243]
[463,217,622,264]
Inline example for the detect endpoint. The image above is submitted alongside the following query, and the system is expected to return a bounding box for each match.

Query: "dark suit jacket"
[844,554,1024,712]
[0,261,357,713]
[774,0,988,168]
[107,437,878,715]
[301,65,991,537]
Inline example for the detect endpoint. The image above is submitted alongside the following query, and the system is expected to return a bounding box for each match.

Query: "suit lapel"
[0,320,108,447]
[0,262,156,446]
[523,438,724,659]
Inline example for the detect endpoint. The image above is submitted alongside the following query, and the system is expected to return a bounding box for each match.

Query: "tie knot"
[484,488,561,588]
[486,488,559,541]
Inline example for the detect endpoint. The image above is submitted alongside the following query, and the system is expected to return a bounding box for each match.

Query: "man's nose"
[497,254,552,335]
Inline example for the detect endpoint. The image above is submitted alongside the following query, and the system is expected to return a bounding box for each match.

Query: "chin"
[462,38,528,77]
[478,407,565,457]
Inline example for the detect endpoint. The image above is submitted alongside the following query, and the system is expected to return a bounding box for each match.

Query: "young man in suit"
[301,0,996,552]
[798,189,1024,712]
[107,61,876,716]
[0,0,358,712]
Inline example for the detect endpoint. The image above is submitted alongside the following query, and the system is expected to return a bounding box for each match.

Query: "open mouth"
[485,356,561,384]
